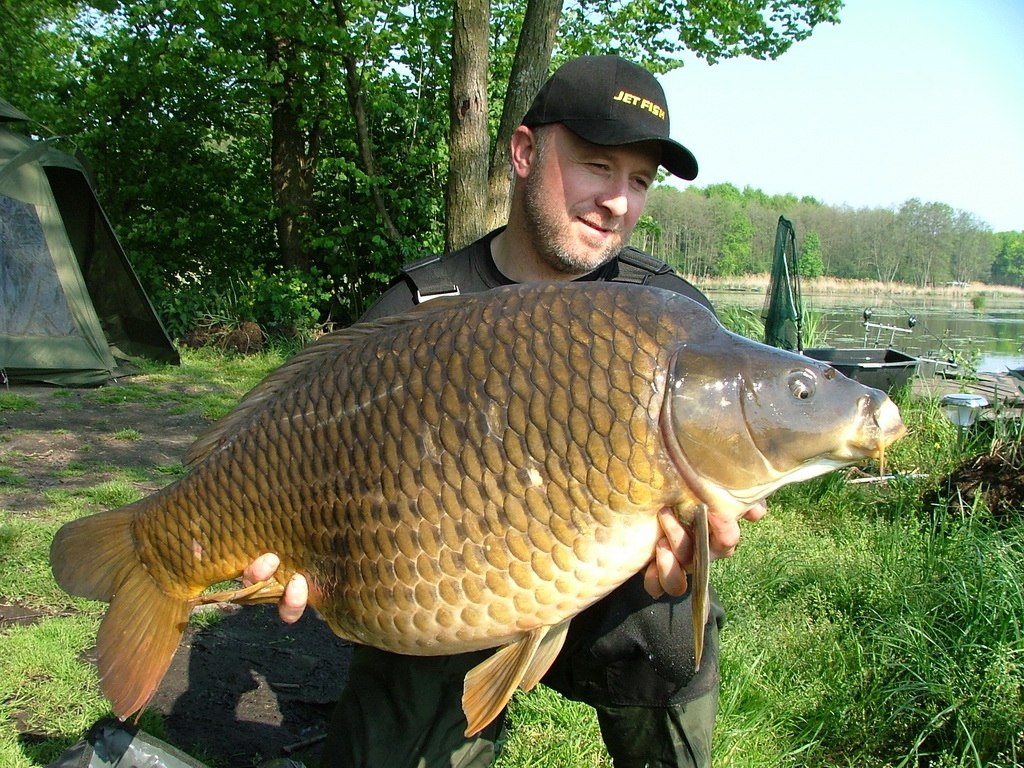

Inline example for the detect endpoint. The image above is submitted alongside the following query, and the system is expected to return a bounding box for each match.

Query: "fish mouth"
[847,393,907,459]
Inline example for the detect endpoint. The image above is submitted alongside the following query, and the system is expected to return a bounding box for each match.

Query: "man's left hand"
[643,501,768,598]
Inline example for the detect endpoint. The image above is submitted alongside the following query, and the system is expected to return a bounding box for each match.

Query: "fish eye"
[788,370,816,401]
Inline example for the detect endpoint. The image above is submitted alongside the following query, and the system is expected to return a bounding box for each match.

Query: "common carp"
[51,282,905,736]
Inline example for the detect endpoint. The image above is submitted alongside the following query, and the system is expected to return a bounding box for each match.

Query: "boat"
[802,347,919,392]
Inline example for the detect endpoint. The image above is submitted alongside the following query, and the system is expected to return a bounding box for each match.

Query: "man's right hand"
[242,553,309,624]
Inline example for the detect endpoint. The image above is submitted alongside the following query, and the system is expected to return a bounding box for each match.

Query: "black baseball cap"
[522,55,698,180]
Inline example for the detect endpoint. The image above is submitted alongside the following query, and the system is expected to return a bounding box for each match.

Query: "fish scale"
[51,281,905,737]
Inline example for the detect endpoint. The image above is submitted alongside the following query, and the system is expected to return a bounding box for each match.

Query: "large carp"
[51,282,905,736]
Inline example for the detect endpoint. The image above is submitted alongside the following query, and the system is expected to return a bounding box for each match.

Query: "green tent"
[0,98,178,386]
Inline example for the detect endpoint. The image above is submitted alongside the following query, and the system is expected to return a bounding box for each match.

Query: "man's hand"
[242,553,309,624]
[643,501,768,598]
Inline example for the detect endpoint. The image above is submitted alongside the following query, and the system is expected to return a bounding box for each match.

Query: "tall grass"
[711,397,1023,768]
[717,305,833,348]
[698,275,1024,302]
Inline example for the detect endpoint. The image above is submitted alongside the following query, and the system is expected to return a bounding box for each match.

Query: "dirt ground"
[0,383,350,767]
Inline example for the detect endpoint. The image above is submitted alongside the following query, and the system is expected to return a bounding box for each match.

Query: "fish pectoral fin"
[518,619,570,692]
[192,578,285,607]
[687,502,710,673]
[462,627,549,737]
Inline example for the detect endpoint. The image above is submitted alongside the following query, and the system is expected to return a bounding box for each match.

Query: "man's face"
[520,125,660,275]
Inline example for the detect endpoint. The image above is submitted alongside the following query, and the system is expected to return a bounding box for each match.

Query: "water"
[705,290,1024,375]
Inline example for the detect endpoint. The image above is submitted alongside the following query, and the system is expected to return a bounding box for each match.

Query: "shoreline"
[693,274,1024,301]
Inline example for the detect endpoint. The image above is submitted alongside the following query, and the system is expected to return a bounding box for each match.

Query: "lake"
[704,289,1024,375]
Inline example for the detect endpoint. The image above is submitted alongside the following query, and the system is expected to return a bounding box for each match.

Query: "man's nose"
[597,181,629,218]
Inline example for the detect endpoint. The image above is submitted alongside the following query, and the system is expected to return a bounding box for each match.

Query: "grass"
[1,346,1022,767]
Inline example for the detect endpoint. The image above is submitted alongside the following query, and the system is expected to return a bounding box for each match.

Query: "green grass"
[706,415,1024,768]
[497,686,610,766]
[1,348,1022,767]
[0,393,37,413]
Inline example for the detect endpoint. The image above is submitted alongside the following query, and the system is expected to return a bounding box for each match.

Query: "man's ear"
[509,125,538,180]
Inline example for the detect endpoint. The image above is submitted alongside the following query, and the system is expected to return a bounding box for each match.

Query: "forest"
[641,184,1024,288]
[3,0,1022,340]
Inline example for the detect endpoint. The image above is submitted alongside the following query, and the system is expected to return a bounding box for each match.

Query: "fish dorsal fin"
[183,314,428,467]
[462,626,550,737]
[518,619,570,692]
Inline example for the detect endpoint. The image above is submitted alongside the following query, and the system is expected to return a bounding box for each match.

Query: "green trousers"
[318,647,718,768]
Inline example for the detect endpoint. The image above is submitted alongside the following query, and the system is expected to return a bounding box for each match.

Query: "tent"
[1,98,179,385]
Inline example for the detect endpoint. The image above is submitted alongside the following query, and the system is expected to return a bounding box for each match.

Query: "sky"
[660,0,1024,232]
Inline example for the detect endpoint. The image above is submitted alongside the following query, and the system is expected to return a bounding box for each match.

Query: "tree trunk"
[486,0,563,231]
[446,0,490,251]
[267,33,319,272]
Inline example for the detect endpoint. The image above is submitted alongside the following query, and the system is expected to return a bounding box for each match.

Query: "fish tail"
[51,505,191,718]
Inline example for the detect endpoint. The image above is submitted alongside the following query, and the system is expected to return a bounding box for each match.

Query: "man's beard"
[520,169,623,276]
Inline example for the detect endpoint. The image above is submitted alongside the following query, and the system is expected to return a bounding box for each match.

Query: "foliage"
[718,304,832,349]
[3,0,850,336]
[158,266,337,341]
[713,396,1024,767]
[798,230,825,278]
[992,231,1024,287]
[556,0,843,69]
[644,185,1004,285]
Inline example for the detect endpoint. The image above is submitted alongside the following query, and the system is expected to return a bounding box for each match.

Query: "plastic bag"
[46,719,208,768]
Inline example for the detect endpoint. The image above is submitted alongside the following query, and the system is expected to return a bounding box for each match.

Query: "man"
[247,55,766,767]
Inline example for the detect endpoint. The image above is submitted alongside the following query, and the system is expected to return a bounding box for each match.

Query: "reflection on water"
[706,290,1024,374]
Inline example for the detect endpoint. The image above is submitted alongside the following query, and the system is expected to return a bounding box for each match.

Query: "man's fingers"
[279,574,308,624]
[243,552,281,585]
[657,508,693,567]
[707,515,740,560]
[645,502,770,598]
[743,499,768,522]
[241,553,308,623]
[654,539,688,597]
[643,560,665,599]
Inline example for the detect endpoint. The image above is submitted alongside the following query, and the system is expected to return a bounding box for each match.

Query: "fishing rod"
[883,297,960,360]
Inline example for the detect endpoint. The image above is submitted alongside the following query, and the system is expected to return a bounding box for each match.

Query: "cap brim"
[660,140,698,181]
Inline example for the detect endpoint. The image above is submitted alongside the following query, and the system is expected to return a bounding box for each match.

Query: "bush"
[158,267,337,345]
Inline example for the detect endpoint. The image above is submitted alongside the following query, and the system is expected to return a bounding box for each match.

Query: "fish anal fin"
[687,502,710,673]
[462,627,548,737]
[518,620,570,692]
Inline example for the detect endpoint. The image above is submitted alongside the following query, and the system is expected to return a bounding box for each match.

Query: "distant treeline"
[638,184,1024,288]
